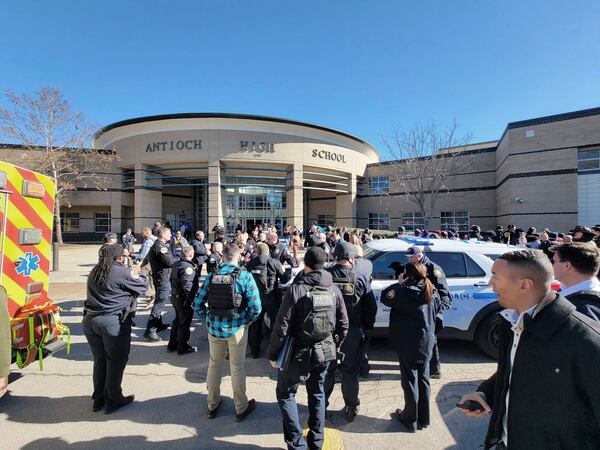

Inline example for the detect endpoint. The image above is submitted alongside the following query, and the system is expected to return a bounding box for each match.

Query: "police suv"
[364,236,522,358]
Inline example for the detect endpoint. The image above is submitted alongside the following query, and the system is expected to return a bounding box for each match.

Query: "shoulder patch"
[275,248,280,255]
[160,247,168,254]
[434,268,442,278]
[386,289,395,299]
[185,267,194,275]
[130,270,139,279]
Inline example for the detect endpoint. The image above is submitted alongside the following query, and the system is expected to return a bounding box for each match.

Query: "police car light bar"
[402,236,434,246]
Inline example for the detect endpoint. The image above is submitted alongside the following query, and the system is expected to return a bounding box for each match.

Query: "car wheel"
[475,312,503,359]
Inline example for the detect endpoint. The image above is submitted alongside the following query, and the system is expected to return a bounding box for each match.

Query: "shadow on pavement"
[3,391,283,449]
[436,380,491,450]
[21,436,281,450]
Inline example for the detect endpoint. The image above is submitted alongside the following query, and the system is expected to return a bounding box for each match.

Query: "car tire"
[475,312,503,359]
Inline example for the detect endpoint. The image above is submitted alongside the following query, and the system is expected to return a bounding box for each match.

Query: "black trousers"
[146,278,171,331]
[168,293,194,351]
[82,313,131,408]
[324,326,362,409]
[398,356,431,430]
[429,316,443,375]
[248,310,266,356]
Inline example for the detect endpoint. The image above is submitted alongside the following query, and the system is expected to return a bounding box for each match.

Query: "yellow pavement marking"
[303,427,344,449]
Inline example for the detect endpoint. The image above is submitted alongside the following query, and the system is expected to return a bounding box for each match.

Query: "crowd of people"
[3,217,599,449]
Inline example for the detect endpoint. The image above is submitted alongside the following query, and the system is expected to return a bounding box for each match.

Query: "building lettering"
[312,148,347,163]
[145,139,202,152]
[240,141,275,153]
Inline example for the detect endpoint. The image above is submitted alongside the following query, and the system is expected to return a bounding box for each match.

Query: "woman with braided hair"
[83,243,147,414]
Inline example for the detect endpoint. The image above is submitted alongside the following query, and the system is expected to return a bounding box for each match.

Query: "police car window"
[465,254,486,277]
[425,252,467,278]
[372,252,406,280]
[484,254,499,261]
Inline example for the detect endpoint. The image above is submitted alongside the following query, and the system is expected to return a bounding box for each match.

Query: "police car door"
[424,251,495,333]
[369,251,406,330]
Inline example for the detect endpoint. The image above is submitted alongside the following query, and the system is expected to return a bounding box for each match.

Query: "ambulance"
[0,161,69,369]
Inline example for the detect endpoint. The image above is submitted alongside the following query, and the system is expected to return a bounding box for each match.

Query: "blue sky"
[1,1,599,160]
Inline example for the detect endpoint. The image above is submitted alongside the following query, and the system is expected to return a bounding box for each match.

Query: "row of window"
[578,148,600,172]
[60,212,111,233]
[367,211,470,231]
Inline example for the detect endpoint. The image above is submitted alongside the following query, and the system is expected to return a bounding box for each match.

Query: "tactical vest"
[299,284,336,343]
[250,260,270,294]
[207,267,244,317]
[332,266,360,309]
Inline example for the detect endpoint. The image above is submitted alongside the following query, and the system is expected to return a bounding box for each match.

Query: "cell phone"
[456,400,485,412]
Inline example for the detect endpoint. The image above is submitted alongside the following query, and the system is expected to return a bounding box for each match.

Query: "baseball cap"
[406,246,424,256]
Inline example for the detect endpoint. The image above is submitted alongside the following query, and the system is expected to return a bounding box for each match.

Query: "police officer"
[207,241,223,274]
[381,262,440,432]
[268,246,349,450]
[267,232,298,268]
[246,242,291,358]
[83,244,148,414]
[167,246,197,354]
[324,241,378,422]
[144,227,174,342]
[190,230,208,274]
[405,245,451,378]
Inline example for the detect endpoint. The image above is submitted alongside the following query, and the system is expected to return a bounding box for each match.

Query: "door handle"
[473,281,489,287]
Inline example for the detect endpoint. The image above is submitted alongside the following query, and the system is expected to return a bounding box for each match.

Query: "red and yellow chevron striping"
[0,161,56,317]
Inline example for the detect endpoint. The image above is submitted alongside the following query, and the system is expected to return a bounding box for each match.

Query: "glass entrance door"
[225,182,287,236]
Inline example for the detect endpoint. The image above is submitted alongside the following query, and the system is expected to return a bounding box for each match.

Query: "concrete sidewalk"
[1,245,495,450]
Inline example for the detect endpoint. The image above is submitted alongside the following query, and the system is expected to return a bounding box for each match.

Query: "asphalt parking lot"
[0,245,496,449]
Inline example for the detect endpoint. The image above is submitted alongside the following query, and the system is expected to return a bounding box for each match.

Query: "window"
[60,212,80,232]
[368,213,389,230]
[465,254,486,277]
[402,212,425,231]
[441,211,469,231]
[371,251,406,280]
[369,250,477,280]
[369,176,389,195]
[95,212,111,233]
[317,215,335,226]
[577,148,600,172]
[426,252,467,278]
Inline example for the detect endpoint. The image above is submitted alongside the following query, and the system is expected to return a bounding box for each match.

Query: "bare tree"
[0,87,116,243]
[382,120,477,230]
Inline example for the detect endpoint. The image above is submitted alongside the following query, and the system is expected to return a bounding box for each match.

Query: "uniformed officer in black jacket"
[206,241,223,274]
[167,246,197,354]
[405,245,451,378]
[83,244,148,414]
[246,242,292,358]
[267,231,298,268]
[381,262,440,432]
[144,227,174,341]
[190,230,208,274]
[267,246,349,450]
[324,241,378,422]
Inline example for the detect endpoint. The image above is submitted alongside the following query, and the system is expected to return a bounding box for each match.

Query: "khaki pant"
[206,326,249,414]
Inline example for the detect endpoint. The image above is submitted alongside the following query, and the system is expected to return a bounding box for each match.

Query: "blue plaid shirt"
[193,262,261,338]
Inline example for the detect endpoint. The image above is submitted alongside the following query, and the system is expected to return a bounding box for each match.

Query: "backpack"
[299,284,335,343]
[10,298,71,370]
